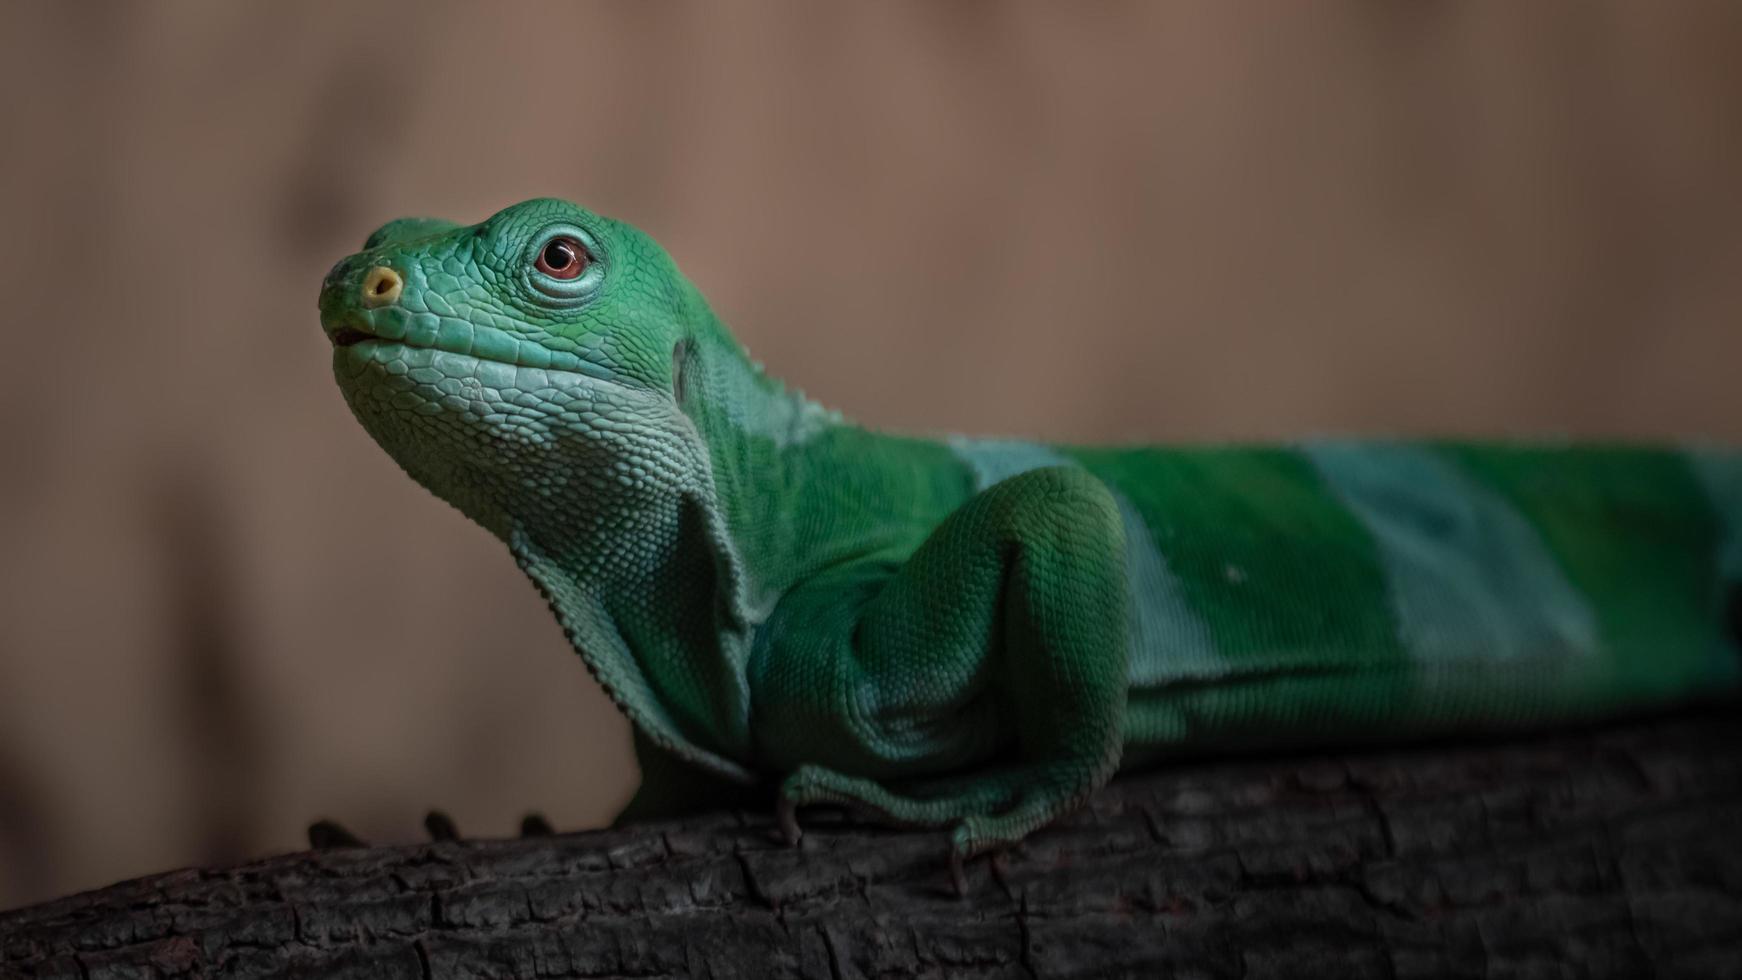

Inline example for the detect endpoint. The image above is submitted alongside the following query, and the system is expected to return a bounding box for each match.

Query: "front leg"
[760,466,1132,869]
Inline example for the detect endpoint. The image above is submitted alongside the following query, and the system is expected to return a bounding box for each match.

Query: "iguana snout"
[317,251,400,347]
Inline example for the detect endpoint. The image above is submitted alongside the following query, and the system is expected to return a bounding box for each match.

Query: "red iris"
[536,237,588,279]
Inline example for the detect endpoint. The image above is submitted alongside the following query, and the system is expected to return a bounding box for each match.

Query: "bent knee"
[978,465,1123,541]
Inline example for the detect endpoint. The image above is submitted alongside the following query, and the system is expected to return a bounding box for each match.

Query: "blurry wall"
[1,1,1738,910]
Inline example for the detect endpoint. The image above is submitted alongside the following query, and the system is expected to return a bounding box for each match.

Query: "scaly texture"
[316,198,1742,867]
[4,710,1740,978]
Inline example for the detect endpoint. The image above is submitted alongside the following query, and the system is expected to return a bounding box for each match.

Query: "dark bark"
[4,709,1740,979]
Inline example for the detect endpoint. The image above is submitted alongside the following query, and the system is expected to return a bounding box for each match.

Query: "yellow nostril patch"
[360,266,403,308]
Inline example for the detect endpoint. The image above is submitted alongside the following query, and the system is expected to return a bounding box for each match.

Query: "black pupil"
[543,240,576,271]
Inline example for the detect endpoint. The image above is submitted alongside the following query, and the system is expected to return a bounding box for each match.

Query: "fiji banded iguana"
[318,197,1742,888]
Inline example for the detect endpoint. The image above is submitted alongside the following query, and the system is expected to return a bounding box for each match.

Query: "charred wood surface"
[4,709,1740,979]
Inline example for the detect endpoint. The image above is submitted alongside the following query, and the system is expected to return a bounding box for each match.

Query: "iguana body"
[319,198,1741,873]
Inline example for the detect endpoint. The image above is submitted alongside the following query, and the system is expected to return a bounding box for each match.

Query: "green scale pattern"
[320,198,1742,868]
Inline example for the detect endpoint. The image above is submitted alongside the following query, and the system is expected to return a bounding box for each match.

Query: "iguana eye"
[535,237,588,280]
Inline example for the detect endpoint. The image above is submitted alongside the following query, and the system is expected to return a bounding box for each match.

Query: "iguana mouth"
[323,300,640,389]
[329,326,373,348]
[330,318,644,392]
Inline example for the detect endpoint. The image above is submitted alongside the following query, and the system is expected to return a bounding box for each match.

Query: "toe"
[948,833,970,897]
[775,796,803,846]
[307,819,365,849]
[423,810,460,842]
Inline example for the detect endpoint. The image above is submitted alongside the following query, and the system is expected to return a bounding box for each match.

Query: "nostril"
[361,266,403,308]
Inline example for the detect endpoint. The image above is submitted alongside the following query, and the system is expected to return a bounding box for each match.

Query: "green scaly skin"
[319,198,1742,884]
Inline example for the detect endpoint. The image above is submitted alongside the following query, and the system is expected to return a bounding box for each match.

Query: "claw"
[949,845,968,897]
[423,809,459,842]
[307,819,364,849]
[520,812,554,837]
[776,795,802,846]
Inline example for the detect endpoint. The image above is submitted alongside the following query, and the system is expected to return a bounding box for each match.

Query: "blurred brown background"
[1,1,1738,911]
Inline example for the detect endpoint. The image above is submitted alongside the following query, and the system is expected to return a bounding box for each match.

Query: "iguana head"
[318,197,711,551]
[320,198,758,773]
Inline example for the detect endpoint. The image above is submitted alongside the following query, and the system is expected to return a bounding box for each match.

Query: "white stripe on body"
[1303,441,1599,669]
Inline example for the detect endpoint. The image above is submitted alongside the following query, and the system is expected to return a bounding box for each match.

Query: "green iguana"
[319,197,1741,887]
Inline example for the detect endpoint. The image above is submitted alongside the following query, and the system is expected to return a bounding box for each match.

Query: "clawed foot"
[776,764,1045,897]
[773,761,1097,897]
[774,795,984,897]
[306,809,556,849]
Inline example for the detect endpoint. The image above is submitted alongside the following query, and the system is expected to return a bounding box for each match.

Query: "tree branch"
[4,709,1740,978]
